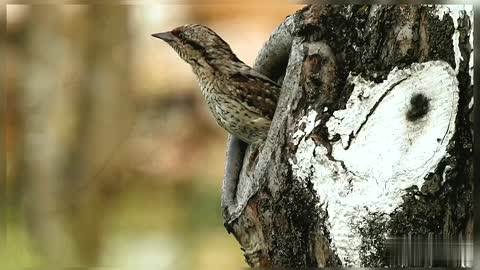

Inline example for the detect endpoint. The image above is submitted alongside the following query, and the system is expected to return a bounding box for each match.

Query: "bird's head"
[152,24,240,67]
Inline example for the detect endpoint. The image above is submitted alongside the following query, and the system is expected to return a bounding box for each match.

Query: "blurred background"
[3,3,303,269]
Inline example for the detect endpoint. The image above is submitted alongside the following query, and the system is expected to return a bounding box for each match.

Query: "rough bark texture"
[223,4,473,267]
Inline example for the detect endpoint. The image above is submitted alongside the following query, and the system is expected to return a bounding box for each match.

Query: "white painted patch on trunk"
[326,71,410,149]
[290,61,459,266]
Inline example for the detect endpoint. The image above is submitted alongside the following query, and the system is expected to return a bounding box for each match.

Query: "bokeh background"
[4,3,303,269]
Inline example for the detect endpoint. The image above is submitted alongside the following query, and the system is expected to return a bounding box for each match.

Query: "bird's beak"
[151,31,177,42]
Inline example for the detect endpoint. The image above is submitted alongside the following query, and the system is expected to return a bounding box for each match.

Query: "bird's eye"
[188,41,205,52]
[171,28,183,38]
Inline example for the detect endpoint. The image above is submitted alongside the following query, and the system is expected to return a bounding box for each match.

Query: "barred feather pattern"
[156,24,281,144]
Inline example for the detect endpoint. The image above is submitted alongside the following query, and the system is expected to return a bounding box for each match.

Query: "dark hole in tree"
[406,93,430,121]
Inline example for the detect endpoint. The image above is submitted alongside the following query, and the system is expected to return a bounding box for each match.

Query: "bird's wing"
[227,69,281,120]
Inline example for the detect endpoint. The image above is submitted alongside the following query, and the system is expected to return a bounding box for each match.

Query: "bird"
[152,24,281,145]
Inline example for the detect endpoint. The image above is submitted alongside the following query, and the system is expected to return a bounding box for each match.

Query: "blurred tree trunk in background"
[20,5,132,265]
[225,4,473,268]
[0,5,6,250]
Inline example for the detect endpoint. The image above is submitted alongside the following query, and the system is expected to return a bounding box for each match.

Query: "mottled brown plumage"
[152,24,280,144]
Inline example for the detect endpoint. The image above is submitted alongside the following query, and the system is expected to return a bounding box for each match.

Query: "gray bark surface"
[222,5,473,267]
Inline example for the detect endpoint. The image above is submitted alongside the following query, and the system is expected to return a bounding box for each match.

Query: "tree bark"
[223,4,473,267]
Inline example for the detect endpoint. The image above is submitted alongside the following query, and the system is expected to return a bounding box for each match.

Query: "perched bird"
[152,24,280,145]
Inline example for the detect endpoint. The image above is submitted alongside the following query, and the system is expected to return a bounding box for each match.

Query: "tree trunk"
[223,4,473,267]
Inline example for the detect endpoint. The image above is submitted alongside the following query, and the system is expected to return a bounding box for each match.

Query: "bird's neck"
[191,59,214,78]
